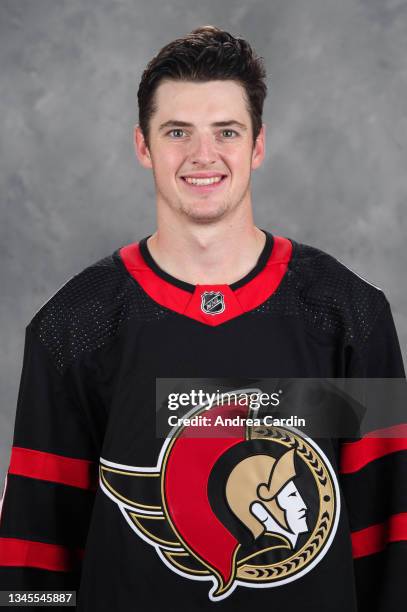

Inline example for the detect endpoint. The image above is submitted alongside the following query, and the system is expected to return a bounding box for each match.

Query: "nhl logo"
[201,291,225,315]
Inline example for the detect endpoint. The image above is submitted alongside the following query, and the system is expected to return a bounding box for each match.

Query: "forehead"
[279,480,297,497]
[151,79,250,125]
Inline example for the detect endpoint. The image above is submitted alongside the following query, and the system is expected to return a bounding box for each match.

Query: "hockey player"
[0,25,405,612]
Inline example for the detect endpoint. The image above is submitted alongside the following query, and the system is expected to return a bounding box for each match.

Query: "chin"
[182,206,229,223]
[188,215,228,225]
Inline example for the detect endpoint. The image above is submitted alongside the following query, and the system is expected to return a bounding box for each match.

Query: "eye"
[221,129,238,138]
[167,129,187,138]
[288,491,297,497]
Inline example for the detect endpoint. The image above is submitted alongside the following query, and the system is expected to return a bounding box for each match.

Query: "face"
[276,481,308,535]
[134,79,265,224]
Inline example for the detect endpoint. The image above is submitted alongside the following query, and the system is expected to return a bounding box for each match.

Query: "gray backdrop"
[1,0,406,482]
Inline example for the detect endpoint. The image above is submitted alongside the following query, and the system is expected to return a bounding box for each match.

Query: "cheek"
[157,148,184,170]
[228,150,253,171]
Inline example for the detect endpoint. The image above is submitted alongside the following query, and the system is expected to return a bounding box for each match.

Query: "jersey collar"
[118,230,293,326]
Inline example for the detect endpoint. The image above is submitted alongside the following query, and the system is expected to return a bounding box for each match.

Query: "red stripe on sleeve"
[0,537,84,571]
[351,512,407,558]
[8,447,97,491]
[340,424,407,474]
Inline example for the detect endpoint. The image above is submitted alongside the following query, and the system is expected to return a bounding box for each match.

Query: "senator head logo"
[226,448,309,550]
[100,392,340,602]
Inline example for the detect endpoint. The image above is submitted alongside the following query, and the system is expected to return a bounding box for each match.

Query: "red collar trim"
[119,236,293,326]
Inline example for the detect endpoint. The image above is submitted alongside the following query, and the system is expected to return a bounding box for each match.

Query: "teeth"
[184,176,224,185]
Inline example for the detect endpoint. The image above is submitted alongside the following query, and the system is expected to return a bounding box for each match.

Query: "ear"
[251,123,266,171]
[134,124,153,169]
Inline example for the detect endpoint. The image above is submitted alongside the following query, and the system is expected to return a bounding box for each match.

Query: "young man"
[0,25,405,612]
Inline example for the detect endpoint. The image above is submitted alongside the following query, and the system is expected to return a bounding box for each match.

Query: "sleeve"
[0,322,100,605]
[339,297,407,612]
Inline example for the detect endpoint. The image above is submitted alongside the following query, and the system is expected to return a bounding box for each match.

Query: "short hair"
[137,25,268,149]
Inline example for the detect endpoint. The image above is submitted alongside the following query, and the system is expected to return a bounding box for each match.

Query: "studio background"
[1,0,406,483]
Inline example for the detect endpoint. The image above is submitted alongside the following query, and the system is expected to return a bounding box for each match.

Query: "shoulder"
[28,245,168,373]
[288,236,385,294]
[282,236,389,344]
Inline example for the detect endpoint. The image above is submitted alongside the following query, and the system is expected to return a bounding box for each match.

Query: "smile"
[180,175,228,192]
[184,176,223,185]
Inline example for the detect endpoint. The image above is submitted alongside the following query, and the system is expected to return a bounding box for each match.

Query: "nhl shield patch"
[200,291,225,315]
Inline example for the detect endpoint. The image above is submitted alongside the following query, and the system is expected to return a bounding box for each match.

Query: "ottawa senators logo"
[99,391,340,602]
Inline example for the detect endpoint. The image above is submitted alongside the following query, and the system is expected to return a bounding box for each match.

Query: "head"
[134,25,268,224]
[226,450,302,539]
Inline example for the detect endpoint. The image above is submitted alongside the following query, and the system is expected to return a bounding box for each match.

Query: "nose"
[189,132,218,166]
[297,494,306,509]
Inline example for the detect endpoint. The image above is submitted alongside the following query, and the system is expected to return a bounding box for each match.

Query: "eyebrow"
[158,120,248,132]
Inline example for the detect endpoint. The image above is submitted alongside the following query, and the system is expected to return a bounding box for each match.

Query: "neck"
[146,215,267,287]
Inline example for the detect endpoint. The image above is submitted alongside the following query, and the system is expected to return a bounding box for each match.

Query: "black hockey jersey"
[0,230,406,611]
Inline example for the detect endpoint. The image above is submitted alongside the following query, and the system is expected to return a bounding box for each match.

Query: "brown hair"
[137,25,268,148]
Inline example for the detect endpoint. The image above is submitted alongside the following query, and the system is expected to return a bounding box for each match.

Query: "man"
[0,25,405,611]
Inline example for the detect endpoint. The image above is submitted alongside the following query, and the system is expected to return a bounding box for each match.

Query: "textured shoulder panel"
[251,238,388,347]
[29,251,172,374]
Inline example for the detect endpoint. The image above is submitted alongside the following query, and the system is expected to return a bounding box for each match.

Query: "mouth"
[179,175,228,193]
